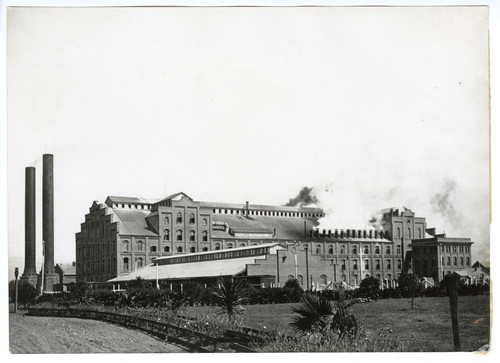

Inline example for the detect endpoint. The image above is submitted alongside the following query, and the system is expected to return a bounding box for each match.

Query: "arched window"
[447,257,451,266]
[215,243,221,250]
[353,259,358,270]
[466,257,470,266]
[441,255,444,265]
[177,246,183,253]
[177,212,182,223]
[397,259,402,270]
[227,243,233,249]
[316,245,321,254]
[386,246,391,255]
[376,259,381,270]
[190,247,196,253]
[190,230,195,242]
[364,259,369,270]
[177,229,183,241]
[453,257,457,266]
[297,275,304,286]
[123,240,129,251]
[341,259,346,271]
[328,245,334,255]
[189,213,195,224]
[123,257,129,271]
[136,257,143,269]
[408,228,411,239]
[287,275,294,281]
[387,273,392,281]
[397,227,401,238]
[202,247,208,252]
[164,229,170,241]
[365,274,370,279]
[240,243,246,247]
[163,246,170,253]
[203,218,207,226]
[396,245,401,254]
[363,245,369,254]
[341,245,346,254]
[352,245,357,255]
[387,259,391,270]
[151,246,157,252]
[375,246,380,254]
[342,274,347,282]
[137,241,143,251]
[376,274,381,280]
[202,230,208,242]
[353,274,358,285]
[320,274,327,285]
[164,216,169,224]
[418,228,422,239]
[460,257,464,266]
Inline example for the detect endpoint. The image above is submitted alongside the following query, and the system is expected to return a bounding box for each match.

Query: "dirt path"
[9,312,188,354]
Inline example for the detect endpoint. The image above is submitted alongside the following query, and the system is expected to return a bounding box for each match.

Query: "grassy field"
[9,311,187,353]
[184,295,490,352]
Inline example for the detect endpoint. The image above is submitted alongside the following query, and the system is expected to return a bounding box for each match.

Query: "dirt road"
[9,312,188,353]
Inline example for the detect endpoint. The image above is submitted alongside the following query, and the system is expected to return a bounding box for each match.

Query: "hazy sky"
[6,6,490,278]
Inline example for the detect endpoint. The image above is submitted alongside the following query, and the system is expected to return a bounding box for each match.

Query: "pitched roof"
[106,196,158,204]
[108,243,282,282]
[198,201,323,213]
[159,192,192,203]
[210,214,319,240]
[111,209,158,237]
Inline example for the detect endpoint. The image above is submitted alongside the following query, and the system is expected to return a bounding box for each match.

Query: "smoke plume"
[285,186,318,207]
[283,178,489,265]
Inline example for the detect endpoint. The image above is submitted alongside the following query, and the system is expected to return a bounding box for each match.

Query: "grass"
[184,295,490,352]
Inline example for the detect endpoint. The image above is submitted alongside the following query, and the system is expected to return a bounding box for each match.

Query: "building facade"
[411,234,473,282]
[77,192,470,287]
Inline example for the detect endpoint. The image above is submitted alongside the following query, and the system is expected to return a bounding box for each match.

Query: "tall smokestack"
[22,167,37,279]
[43,154,57,290]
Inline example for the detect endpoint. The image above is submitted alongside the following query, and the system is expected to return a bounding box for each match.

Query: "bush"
[283,279,304,302]
[357,277,380,299]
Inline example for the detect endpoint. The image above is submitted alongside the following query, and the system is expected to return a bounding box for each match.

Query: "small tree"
[398,273,420,309]
[212,276,250,317]
[9,280,37,308]
[127,277,152,290]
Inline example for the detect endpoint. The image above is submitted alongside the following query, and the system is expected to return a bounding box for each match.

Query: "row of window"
[212,208,323,218]
[441,245,470,253]
[442,256,470,266]
[164,214,208,225]
[340,259,402,271]
[315,244,402,255]
[394,227,422,239]
[114,203,152,210]
[163,229,208,242]
[159,247,270,266]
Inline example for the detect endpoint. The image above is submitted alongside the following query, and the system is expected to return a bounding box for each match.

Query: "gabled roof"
[158,192,193,203]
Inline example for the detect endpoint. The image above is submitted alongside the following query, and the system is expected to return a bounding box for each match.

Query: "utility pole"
[14,267,19,313]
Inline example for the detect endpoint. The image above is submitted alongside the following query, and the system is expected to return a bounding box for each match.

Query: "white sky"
[4,5,491,279]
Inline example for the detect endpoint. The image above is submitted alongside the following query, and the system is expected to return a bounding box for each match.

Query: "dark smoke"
[285,186,318,207]
[431,179,459,222]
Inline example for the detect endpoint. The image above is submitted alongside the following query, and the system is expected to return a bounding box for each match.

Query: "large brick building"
[76,192,448,287]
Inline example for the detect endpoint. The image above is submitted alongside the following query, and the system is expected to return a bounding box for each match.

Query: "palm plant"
[291,290,358,339]
[211,276,250,317]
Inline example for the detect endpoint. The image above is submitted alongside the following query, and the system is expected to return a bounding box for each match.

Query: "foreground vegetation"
[11,276,490,352]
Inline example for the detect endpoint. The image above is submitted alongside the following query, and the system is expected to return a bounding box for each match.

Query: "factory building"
[75,192,442,288]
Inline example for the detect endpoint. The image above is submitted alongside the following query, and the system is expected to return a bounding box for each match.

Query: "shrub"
[282,279,304,302]
[211,276,250,316]
[357,276,380,299]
